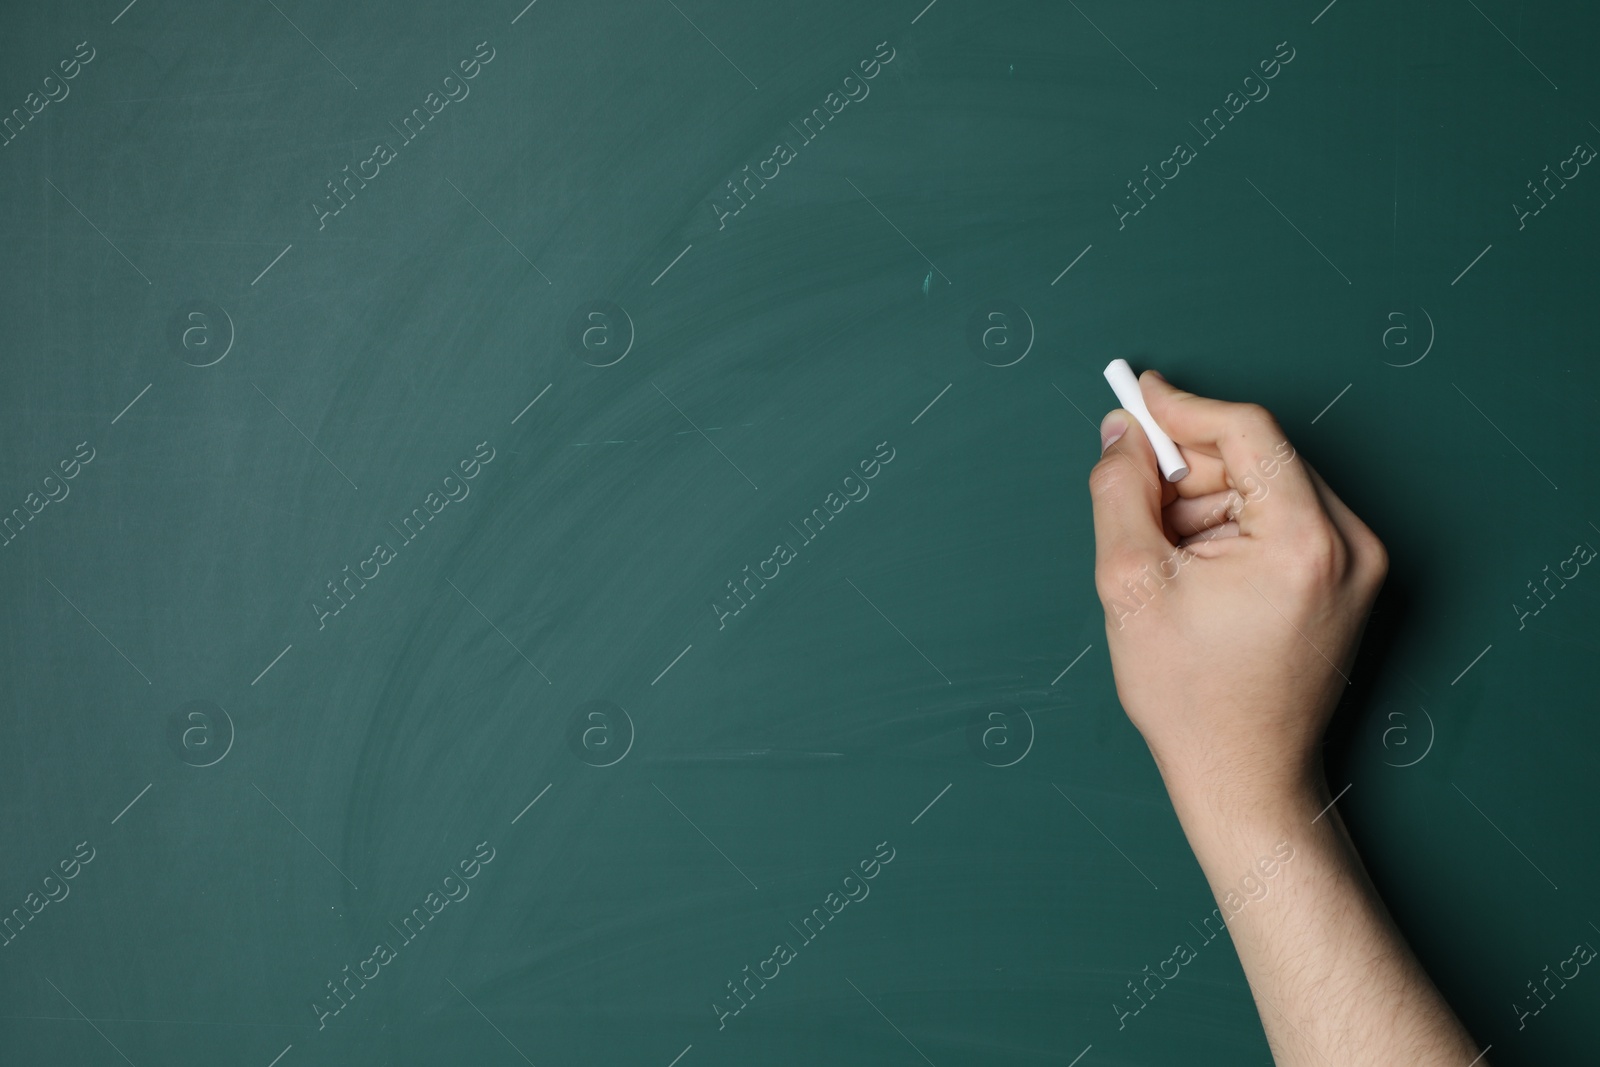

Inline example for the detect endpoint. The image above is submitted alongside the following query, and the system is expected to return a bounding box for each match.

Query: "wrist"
[1153,745,1329,846]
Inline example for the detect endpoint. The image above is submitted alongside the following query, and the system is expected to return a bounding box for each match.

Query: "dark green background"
[1,0,1595,1063]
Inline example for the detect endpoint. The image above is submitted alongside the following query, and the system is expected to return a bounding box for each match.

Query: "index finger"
[1139,371,1321,535]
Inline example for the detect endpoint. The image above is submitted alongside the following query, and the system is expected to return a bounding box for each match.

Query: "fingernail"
[1100,412,1127,453]
[1147,369,1167,383]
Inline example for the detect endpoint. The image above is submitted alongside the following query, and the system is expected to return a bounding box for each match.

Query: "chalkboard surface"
[2,1,1596,1064]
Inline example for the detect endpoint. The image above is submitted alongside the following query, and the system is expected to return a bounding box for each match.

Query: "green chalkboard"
[1,0,1596,1064]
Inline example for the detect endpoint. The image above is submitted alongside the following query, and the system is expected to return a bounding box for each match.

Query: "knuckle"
[1236,402,1281,435]
[1094,549,1146,598]
[1362,532,1390,585]
[1339,517,1389,587]
[1088,458,1130,499]
[1096,548,1179,610]
[1093,554,1128,598]
[1282,524,1344,589]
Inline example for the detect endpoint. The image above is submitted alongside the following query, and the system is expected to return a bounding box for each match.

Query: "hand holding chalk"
[1103,359,1188,482]
[1083,378,1465,1065]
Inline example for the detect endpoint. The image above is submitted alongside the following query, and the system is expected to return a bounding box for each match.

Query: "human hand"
[1087,372,1388,814]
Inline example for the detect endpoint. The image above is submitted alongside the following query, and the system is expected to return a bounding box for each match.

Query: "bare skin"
[1087,370,1485,1066]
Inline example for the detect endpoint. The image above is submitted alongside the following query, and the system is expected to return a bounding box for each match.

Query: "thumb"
[1089,410,1169,572]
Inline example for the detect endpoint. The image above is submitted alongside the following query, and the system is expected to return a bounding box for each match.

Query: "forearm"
[1162,766,1482,1066]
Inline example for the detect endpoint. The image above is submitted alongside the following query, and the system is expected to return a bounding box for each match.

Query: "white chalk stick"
[1102,359,1188,482]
